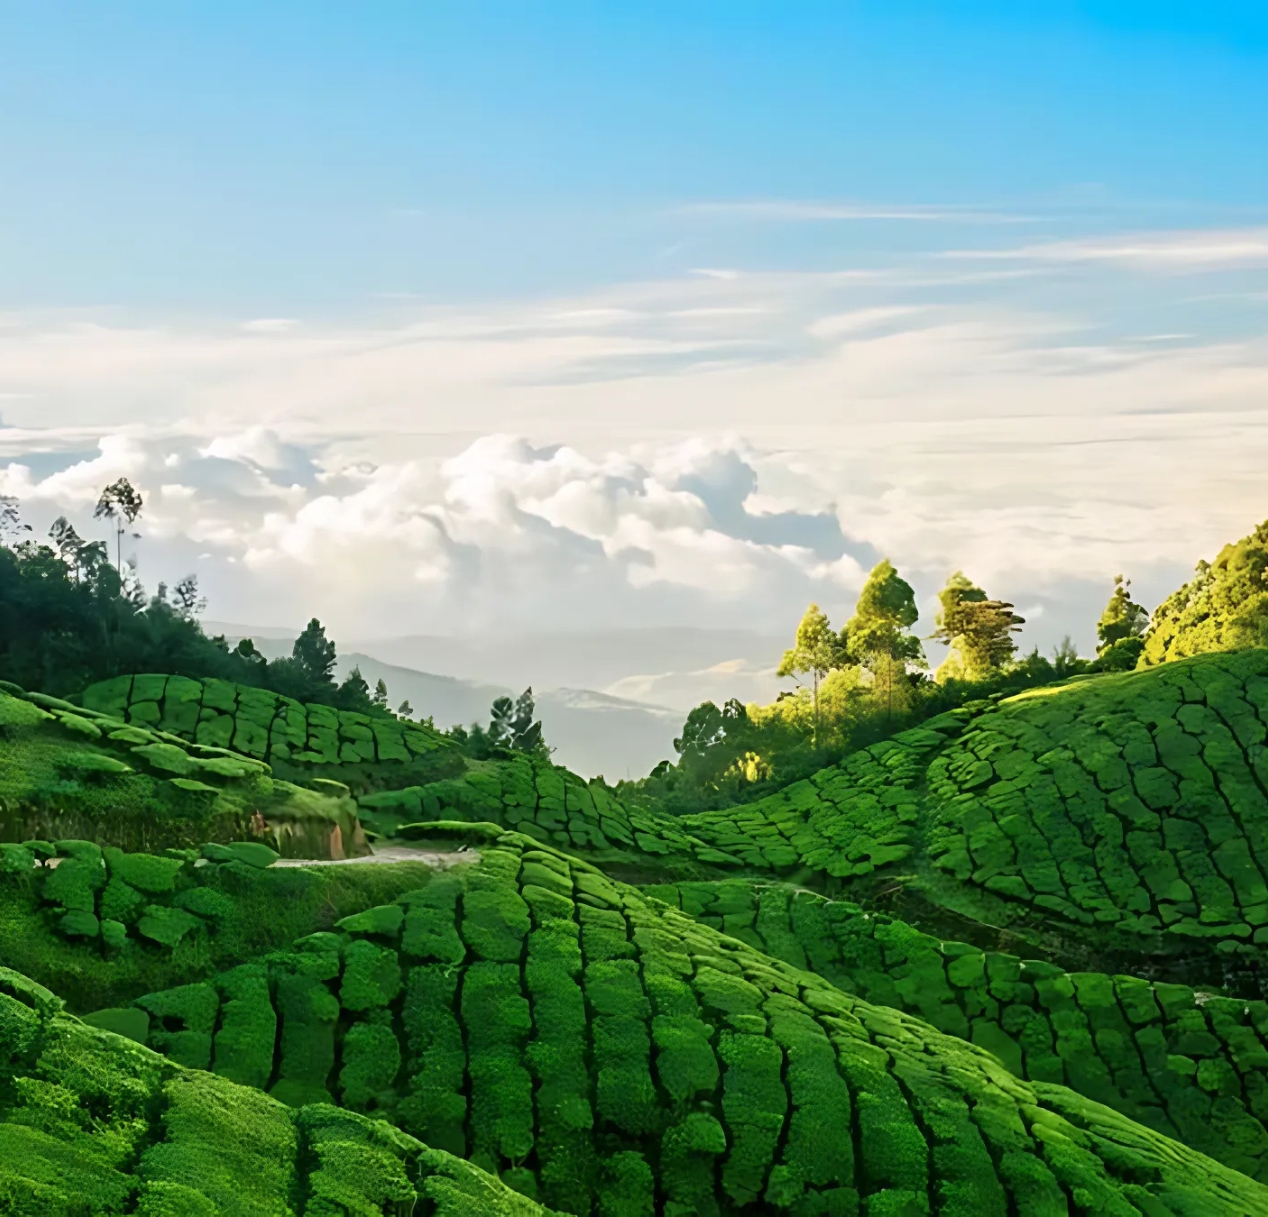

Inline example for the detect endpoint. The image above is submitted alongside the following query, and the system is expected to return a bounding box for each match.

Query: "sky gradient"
[2,3,1267,661]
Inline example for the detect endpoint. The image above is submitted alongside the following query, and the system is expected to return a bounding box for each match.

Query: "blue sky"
[3,3,1267,309]
[2,4,1268,672]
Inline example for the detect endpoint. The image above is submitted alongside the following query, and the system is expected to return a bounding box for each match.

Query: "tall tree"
[0,496,31,545]
[777,603,843,742]
[930,571,1025,682]
[93,479,144,575]
[844,559,925,717]
[48,517,107,583]
[486,687,545,754]
[1096,575,1149,670]
[172,575,206,619]
[372,678,389,709]
[336,665,372,712]
[291,618,338,688]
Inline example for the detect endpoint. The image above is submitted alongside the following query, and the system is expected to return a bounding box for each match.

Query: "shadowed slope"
[0,968,556,1215]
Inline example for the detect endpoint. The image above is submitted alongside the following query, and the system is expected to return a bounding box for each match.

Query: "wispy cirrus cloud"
[676,199,1031,223]
[948,226,1268,271]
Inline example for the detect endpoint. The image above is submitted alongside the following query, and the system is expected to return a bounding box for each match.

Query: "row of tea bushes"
[0,684,360,856]
[645,878,1268,1184]
[91,833,1268,1216]
[5,837,281,952]
[82,672,450,770]
[362,753,742,866]
[676,717,967,879]
[0,966,557,1215]
[924,650,1268,956]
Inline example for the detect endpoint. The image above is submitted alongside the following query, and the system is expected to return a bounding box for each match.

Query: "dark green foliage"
[339,1014,402,1111]
[0,843,452,1015]
[133,982,219,1069]
[400,963,468,1154]
[211,964,275,1089]
[271,950,341,1107]
[340,938,403,1011]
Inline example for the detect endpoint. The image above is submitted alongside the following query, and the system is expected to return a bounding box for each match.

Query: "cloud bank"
[2,213,1268,653]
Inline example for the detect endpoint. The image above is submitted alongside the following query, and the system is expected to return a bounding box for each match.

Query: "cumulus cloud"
[2,216,1268,653]
[0,429,870,638]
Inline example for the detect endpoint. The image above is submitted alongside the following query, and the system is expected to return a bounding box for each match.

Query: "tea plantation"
[8,652,1268,1211]
[0,682,360,857]
[82,673,455,790]
[7,833,1268,1214]
[0,968,555,1214]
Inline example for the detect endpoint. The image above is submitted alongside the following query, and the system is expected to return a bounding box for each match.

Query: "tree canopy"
[1137,524,1268,666]
[775,602,843,740]
[1096,575,1150,670]
[929,570,1024,682]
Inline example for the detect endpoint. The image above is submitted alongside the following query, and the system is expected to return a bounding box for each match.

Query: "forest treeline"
[0,483,545,760]
[4,481,1268,799]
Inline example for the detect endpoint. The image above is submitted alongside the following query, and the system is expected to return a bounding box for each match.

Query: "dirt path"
[274,845,478,868]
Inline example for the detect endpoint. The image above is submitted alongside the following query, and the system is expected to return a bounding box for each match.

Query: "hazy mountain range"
[203,624,788,779]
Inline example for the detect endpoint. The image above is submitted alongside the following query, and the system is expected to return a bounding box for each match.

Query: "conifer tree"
[930,571,1025,682]
[292,618,338,688]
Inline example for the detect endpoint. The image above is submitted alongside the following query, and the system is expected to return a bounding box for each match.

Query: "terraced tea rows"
[923,652,1268,955]
[373,752,741,866]
[646,878,1268,1184]
[82,673,451,774]
[84,833,1268,1215]
[0,683,359,856]
[677,719,963,878]
[0,967,556,1215]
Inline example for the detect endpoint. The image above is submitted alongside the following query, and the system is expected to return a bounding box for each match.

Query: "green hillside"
[1142,520,1268,666]
[646,878,1268,1183]
[0,967,556,1215]
[28,833,1267,1215]
[379,650,1268,969]
[9,652,1268,1210]
[0,682,361,858]
[82,673,456,789]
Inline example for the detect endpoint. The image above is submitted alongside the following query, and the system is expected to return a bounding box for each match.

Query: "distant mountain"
[336,654,682,781]
[202,625,684,778]
[342,627,787,712]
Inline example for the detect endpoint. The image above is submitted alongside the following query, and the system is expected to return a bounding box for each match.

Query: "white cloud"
[0,429,869,638]
[678,200,1026,223]
[949,226,1268,271]
[2,223,1268,653]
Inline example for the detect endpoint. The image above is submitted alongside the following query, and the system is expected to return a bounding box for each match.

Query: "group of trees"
[450,687,548,760]
[775,561,1028,742]
[0,482,550,760]
[623,558,1155,816]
